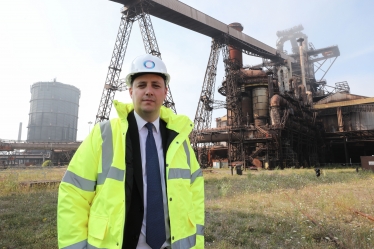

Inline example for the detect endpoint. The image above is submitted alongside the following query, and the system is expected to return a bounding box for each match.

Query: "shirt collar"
[133,111,160,133]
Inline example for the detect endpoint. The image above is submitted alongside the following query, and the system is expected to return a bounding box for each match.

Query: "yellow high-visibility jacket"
[58,101,204,249]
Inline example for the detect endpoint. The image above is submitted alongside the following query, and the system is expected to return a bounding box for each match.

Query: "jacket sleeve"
[188,139,205,248]
[57,124,101,248]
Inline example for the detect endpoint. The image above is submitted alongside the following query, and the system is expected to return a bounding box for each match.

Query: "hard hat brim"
[125,72,170,87]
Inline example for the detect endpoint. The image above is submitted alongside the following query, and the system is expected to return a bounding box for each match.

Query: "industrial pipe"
[195,133,269,143]
[297,38,307,91]
[228,22,243,68]
[268,75,274,99]
[270,94,289,125]
[298,84,306,103]
[290,78,300,99]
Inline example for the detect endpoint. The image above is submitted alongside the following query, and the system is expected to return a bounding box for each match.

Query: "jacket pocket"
[88,214,108,240]
[187,210,196,228]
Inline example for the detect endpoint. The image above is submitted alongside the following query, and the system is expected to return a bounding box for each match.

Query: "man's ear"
[164,87,168,98]
[129,87,133,98]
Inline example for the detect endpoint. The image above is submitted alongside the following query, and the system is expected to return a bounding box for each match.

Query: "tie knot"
[145,122,154,132]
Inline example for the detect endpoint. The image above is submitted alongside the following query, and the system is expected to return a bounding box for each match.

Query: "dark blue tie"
[145,122,166,249]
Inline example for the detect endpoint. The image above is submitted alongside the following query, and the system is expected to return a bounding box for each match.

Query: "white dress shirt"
[134,111,171,249]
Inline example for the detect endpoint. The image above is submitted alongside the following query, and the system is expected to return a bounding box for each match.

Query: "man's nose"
[145,86,154,95]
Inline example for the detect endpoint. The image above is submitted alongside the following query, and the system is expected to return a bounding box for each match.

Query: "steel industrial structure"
[0,140,81,165]
[96,0,178,123]
[100,0,374,168]
[98,0,293,124]
[27,80,81,142]
[0,80,81,166]
[100,0,295,168]
[197,24,374,168]
[3,0,372,167]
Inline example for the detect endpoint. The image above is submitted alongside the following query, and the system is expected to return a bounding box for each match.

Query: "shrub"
[42,160,53,167]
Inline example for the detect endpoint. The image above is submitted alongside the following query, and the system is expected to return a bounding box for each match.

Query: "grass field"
[0,167,373,248]
[0,167,65,249]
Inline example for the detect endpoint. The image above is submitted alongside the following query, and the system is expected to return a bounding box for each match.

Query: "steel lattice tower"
[95,1,176,124]
[191,35,246,167]
[192,40,222,143]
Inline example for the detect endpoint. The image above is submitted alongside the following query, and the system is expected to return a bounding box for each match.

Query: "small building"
[216,115,227,128]
[314,91,374,163]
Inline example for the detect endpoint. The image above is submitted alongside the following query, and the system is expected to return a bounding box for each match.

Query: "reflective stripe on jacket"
[57,101,204,249]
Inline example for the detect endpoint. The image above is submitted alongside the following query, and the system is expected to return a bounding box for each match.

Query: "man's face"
[129,74,167,120]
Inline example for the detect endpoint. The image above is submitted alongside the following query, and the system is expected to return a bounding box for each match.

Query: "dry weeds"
[0,167,373,248]
[204,168,374,248]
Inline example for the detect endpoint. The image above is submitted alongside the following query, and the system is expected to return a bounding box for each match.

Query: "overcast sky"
[1,0,373,141]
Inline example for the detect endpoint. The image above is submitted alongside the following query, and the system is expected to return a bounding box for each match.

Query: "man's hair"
[130,72,167,86]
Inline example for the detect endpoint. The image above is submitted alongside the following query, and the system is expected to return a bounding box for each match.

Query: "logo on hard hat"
[143,60,155,69]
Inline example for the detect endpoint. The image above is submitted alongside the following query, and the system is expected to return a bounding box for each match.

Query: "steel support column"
[222,41,244,165]
[222,44,243,126]
[192,39,222,144]
[95,11,136,123]
[138,8,176,112]
[191,39,222,167]
[95,2,177,123]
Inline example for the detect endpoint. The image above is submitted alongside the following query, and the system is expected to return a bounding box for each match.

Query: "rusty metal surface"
[229,46,242,66]
[228,22,243,66]
[241,94,253,125]
[0,145,13,151]
[104,1,374,167]
[242,69,267,78]
[317,116,337,133]
[195,130,270,143]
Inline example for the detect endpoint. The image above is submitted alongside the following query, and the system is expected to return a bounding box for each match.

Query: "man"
[57,54,204,249]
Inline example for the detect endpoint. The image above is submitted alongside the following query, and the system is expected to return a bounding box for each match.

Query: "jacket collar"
[133,110,160,134]
[113,100,194,136]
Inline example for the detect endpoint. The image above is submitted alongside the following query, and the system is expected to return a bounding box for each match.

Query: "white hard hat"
[125,54,170,86]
